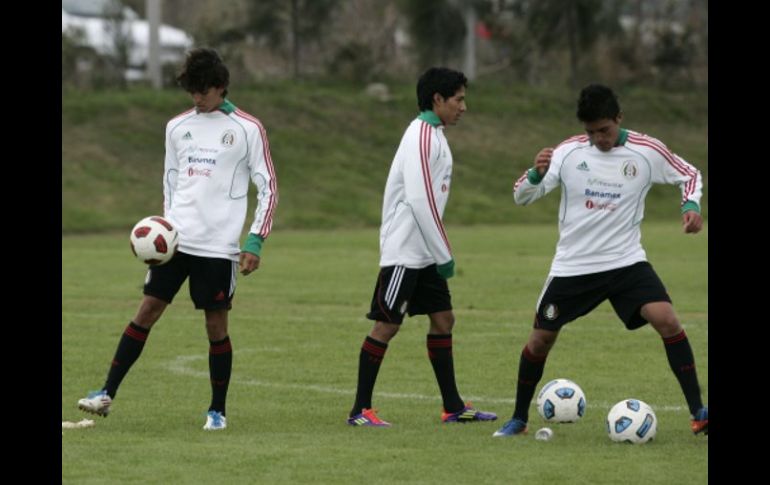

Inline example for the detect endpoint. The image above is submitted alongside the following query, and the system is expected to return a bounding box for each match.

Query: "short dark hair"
[576,83,620,122]
[176,48,230,97]
[417,67,468,112]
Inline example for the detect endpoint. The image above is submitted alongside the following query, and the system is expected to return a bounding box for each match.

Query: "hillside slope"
[62,82,707,233]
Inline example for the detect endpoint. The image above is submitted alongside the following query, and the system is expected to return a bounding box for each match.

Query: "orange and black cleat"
[690,406,708,435]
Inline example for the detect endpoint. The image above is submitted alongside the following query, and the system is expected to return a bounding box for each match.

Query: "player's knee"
[652,315,682,337]
[372,321,400,342]
[529,332,557,356]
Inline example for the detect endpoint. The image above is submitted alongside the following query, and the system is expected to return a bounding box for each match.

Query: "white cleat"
[78,390,112,417]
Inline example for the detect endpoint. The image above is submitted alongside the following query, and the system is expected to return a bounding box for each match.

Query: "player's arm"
[162,125,179,217]
[242,122,278,275]
[648,140,703,234]
[513,147,561,205]
[403,127,454,278]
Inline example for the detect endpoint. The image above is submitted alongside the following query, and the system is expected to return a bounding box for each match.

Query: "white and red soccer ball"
[129,216,179,265]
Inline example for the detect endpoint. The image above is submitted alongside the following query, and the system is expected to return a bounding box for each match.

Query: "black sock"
[427,334,465,413]
[663,330,703,416]
[208,336,232,416]
[350,336,388,416]
[103,322,150,398]
[513,345,547,422]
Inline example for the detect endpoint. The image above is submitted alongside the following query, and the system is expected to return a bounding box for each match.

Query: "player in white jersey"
[78,48,277,431]
[347,67,496,427]
[494,84,707,437]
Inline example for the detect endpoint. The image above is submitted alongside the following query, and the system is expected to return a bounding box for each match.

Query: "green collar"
[615,128,628,146]
[218,99,236,114]
[418,110,442,127]
[588,127,628,147]
[195,99,236,115]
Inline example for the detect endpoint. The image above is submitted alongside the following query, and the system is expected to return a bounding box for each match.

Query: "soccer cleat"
[492,418,529,437]
[690,406,708,435]
[203,410,227,430]
[77,390,112,417]
[441,403,498,423]
[347,408,391,427]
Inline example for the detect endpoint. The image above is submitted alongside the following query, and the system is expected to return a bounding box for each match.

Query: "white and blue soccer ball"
[129,216,179,266]
[606,398,657,444]
[536,378,587,423]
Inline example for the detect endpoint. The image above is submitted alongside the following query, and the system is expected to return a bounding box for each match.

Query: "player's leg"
[348,265,412,426]
[405,265,496,422]
[78,254,187,416]
[642,301,707,434]
[190,256,237,431]
[495,272,608,437]
[426,309,497,423]
[610,262,707,435]
[348,320,399,426]
[425,310,464,416]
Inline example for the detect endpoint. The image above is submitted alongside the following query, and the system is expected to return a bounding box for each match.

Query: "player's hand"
[682,211,703,234]
[239,252,261,275]
[534,147,553,177]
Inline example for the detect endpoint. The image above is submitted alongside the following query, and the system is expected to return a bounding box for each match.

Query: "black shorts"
[366,264,452,324]
[534,261,671,331]
[143,251,237,311]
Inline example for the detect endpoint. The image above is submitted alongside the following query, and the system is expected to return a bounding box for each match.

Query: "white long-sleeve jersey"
[162,100,277,262]
[513,129,702,276]
[378,113,453,268]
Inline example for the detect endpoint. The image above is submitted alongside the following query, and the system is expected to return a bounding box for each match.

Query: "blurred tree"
[397,0,467,68]
[246,0,339,79]
[523,0,622,87]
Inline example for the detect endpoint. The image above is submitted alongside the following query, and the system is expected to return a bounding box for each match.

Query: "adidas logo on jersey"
[577,161,589,171]
[182,131,193,140]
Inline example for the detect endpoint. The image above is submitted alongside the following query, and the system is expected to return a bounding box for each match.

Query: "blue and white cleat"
[492,418,528,437]
[203,410,227,430]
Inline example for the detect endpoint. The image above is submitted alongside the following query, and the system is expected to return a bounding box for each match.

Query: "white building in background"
[62,0,193,82]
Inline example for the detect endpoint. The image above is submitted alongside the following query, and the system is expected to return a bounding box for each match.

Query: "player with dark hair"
[78,47,278,431]
[493,83,707,437]
[347,67,497,427]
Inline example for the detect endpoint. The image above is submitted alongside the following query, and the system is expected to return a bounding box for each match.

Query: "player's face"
[434,87,467,126]
[583,116,622,152]
[190,87,225,113]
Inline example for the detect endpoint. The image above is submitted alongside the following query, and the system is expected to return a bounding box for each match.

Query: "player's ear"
[432,92,444,108]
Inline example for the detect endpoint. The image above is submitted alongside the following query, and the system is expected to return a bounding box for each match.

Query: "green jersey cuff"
[436,259,455,279]
[681,201,700,215]
[527,168,543,184]
[242,233,264,257]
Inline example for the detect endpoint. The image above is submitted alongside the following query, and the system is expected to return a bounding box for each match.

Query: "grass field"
[62,223,707,484]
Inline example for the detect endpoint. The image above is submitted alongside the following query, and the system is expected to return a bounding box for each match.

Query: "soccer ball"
[536,378,587,422]
[606,399,657,444]
[129,216,179,265]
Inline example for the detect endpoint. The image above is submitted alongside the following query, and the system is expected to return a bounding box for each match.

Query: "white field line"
[163,353,687,413]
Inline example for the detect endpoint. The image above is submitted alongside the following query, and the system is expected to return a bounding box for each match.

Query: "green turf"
[62,222,707,484]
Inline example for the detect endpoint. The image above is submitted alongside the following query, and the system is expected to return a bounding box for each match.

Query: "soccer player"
[493,83,707,437]
[77,48,277,431]
[347,67,497,427]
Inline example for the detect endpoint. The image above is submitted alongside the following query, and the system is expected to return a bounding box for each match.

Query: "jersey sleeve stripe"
[627,134,699,202]
[513,170,529,191]
[235,109,278,238]
[419,121,451,253]
[555,134,589,150]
